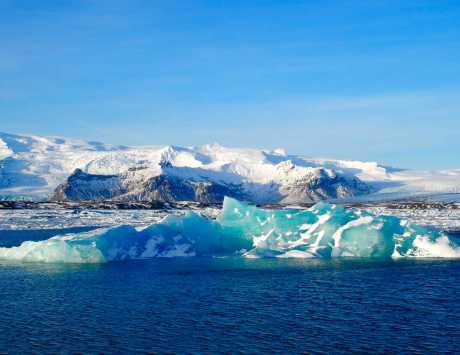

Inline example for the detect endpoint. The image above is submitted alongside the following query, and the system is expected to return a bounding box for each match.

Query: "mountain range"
[1,132,459,204]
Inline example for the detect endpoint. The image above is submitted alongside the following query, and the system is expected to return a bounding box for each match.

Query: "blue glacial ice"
[1,197,459,263]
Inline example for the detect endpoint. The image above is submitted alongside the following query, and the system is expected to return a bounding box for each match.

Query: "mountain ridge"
[1,131,459,203]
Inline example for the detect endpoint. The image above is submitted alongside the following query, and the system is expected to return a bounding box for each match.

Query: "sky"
[0,0,459,169]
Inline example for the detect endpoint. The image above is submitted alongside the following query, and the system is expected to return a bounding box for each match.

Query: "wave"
[1,197,459,263]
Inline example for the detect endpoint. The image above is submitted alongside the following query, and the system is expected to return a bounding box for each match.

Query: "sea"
[0,207,460,354]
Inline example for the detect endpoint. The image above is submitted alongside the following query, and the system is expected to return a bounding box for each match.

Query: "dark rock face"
[51,168,370,204]
[51,169,127,201]
[52,170,247,203]
[124,175,247,203]
[133,175,195,202]
[280,169,371,203]
[192,181,246,204]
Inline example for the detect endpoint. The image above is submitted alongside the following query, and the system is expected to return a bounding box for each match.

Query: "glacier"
[0,197,459,263]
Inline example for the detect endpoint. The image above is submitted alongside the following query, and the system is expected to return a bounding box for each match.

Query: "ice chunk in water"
[0,197,459,263]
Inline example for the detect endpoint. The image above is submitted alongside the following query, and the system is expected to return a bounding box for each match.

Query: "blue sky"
[0,0,459,168]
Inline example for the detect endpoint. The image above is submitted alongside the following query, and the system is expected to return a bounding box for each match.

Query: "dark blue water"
[1,256,460,354]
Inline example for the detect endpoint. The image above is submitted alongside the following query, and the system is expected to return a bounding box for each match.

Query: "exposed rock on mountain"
[51,167,368,204]
[51,170,249,203]
[52,169,126,201]
[279,169,371,203]
[126,175,247,203]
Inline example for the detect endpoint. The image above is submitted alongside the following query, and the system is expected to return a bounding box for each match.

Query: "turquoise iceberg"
[0,197,459,263]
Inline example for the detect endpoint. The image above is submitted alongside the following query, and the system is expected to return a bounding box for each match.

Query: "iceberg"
[1,197,459,263]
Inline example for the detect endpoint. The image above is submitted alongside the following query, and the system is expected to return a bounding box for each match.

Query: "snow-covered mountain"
[0,131,459,203]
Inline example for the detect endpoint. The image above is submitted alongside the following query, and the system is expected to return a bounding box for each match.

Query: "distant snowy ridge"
[0,138,13,161]
[0,131,459,203]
